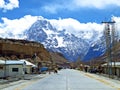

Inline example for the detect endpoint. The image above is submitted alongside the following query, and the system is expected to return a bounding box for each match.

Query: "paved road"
[2,69,120,90]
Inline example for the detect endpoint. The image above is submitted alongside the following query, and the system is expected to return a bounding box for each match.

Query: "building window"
[12,68,19,72]
[0,66,3,70]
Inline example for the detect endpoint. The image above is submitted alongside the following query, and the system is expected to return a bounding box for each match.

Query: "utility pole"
[102,20,117,78]
[32,53,37,73]
[4,52,7,79]
[111,20,118,76]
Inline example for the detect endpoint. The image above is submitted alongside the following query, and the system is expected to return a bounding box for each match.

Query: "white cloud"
[0,15,119,40]
[49,17,120,39]
[49,18,103,39]
[74,0,120,9]
[42,0,120,13]
[42,4,62,14]
[112,16,120,38]
[0,0,19,12]
[0,15,38,38]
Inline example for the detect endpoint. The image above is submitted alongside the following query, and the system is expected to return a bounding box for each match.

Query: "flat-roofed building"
[0,60,25,78]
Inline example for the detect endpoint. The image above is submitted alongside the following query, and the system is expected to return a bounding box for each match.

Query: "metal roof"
[0,60,24,65]
[0,59,36,67]
[6,60,24,65]
[20,59,37,67]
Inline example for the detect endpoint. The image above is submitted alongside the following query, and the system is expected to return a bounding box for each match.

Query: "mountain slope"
[25,18,91,61]
[0,17,106,62]
[83,36,106,61]
[49,52,68,64]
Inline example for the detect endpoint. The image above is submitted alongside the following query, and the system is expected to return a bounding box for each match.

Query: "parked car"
[39,67,48,73]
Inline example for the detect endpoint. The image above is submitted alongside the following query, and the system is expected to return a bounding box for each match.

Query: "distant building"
[102,62,120,78]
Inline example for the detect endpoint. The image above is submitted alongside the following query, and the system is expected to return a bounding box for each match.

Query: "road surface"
[2,69,120,90]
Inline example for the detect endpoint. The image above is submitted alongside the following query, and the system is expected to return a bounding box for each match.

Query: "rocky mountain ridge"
[25,18,104,61]
[0,38,67,64]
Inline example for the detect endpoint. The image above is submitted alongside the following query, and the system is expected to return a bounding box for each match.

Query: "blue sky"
[0,0,120,39]
[1,0,120,23]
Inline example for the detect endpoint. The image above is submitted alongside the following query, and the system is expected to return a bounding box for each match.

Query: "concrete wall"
[0,64,34,78]
[3,64,25,77]
[25,65,32,74]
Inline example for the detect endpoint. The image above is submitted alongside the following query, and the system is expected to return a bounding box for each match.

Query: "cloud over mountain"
[49,18,103,39]
[0,15,120,39]
[0,15,38,38]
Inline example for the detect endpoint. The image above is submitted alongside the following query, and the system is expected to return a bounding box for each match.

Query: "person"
[54,68,58,73]
[84,66,88,72]
[48,67,51,74]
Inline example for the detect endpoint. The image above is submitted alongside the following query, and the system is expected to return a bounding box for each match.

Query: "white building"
[0,60,25,78]
[20,59,36,74]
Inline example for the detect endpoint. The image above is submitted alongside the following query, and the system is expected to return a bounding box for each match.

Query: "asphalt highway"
[2,69,120,90]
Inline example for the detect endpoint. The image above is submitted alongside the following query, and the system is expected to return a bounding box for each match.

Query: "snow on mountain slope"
[83,36,106,61]
[0,16,106,61]
[24,18,103,61]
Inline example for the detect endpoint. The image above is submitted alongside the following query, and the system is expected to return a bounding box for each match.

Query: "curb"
[0,74,49,90]
[83,72,120,90]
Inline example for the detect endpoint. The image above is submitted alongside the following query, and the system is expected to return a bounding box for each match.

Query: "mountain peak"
[0,17,106,62]
[25,19,91,61]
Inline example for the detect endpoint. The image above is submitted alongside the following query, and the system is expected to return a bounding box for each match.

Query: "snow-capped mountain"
[24,18,104,61]
[83,36,106,61]
[0,16,106,61]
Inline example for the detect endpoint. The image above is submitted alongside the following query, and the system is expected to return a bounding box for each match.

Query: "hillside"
[87,42,120,66]
[50,52,68,64]
[0,38,68,66]
[0,38,50,61]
